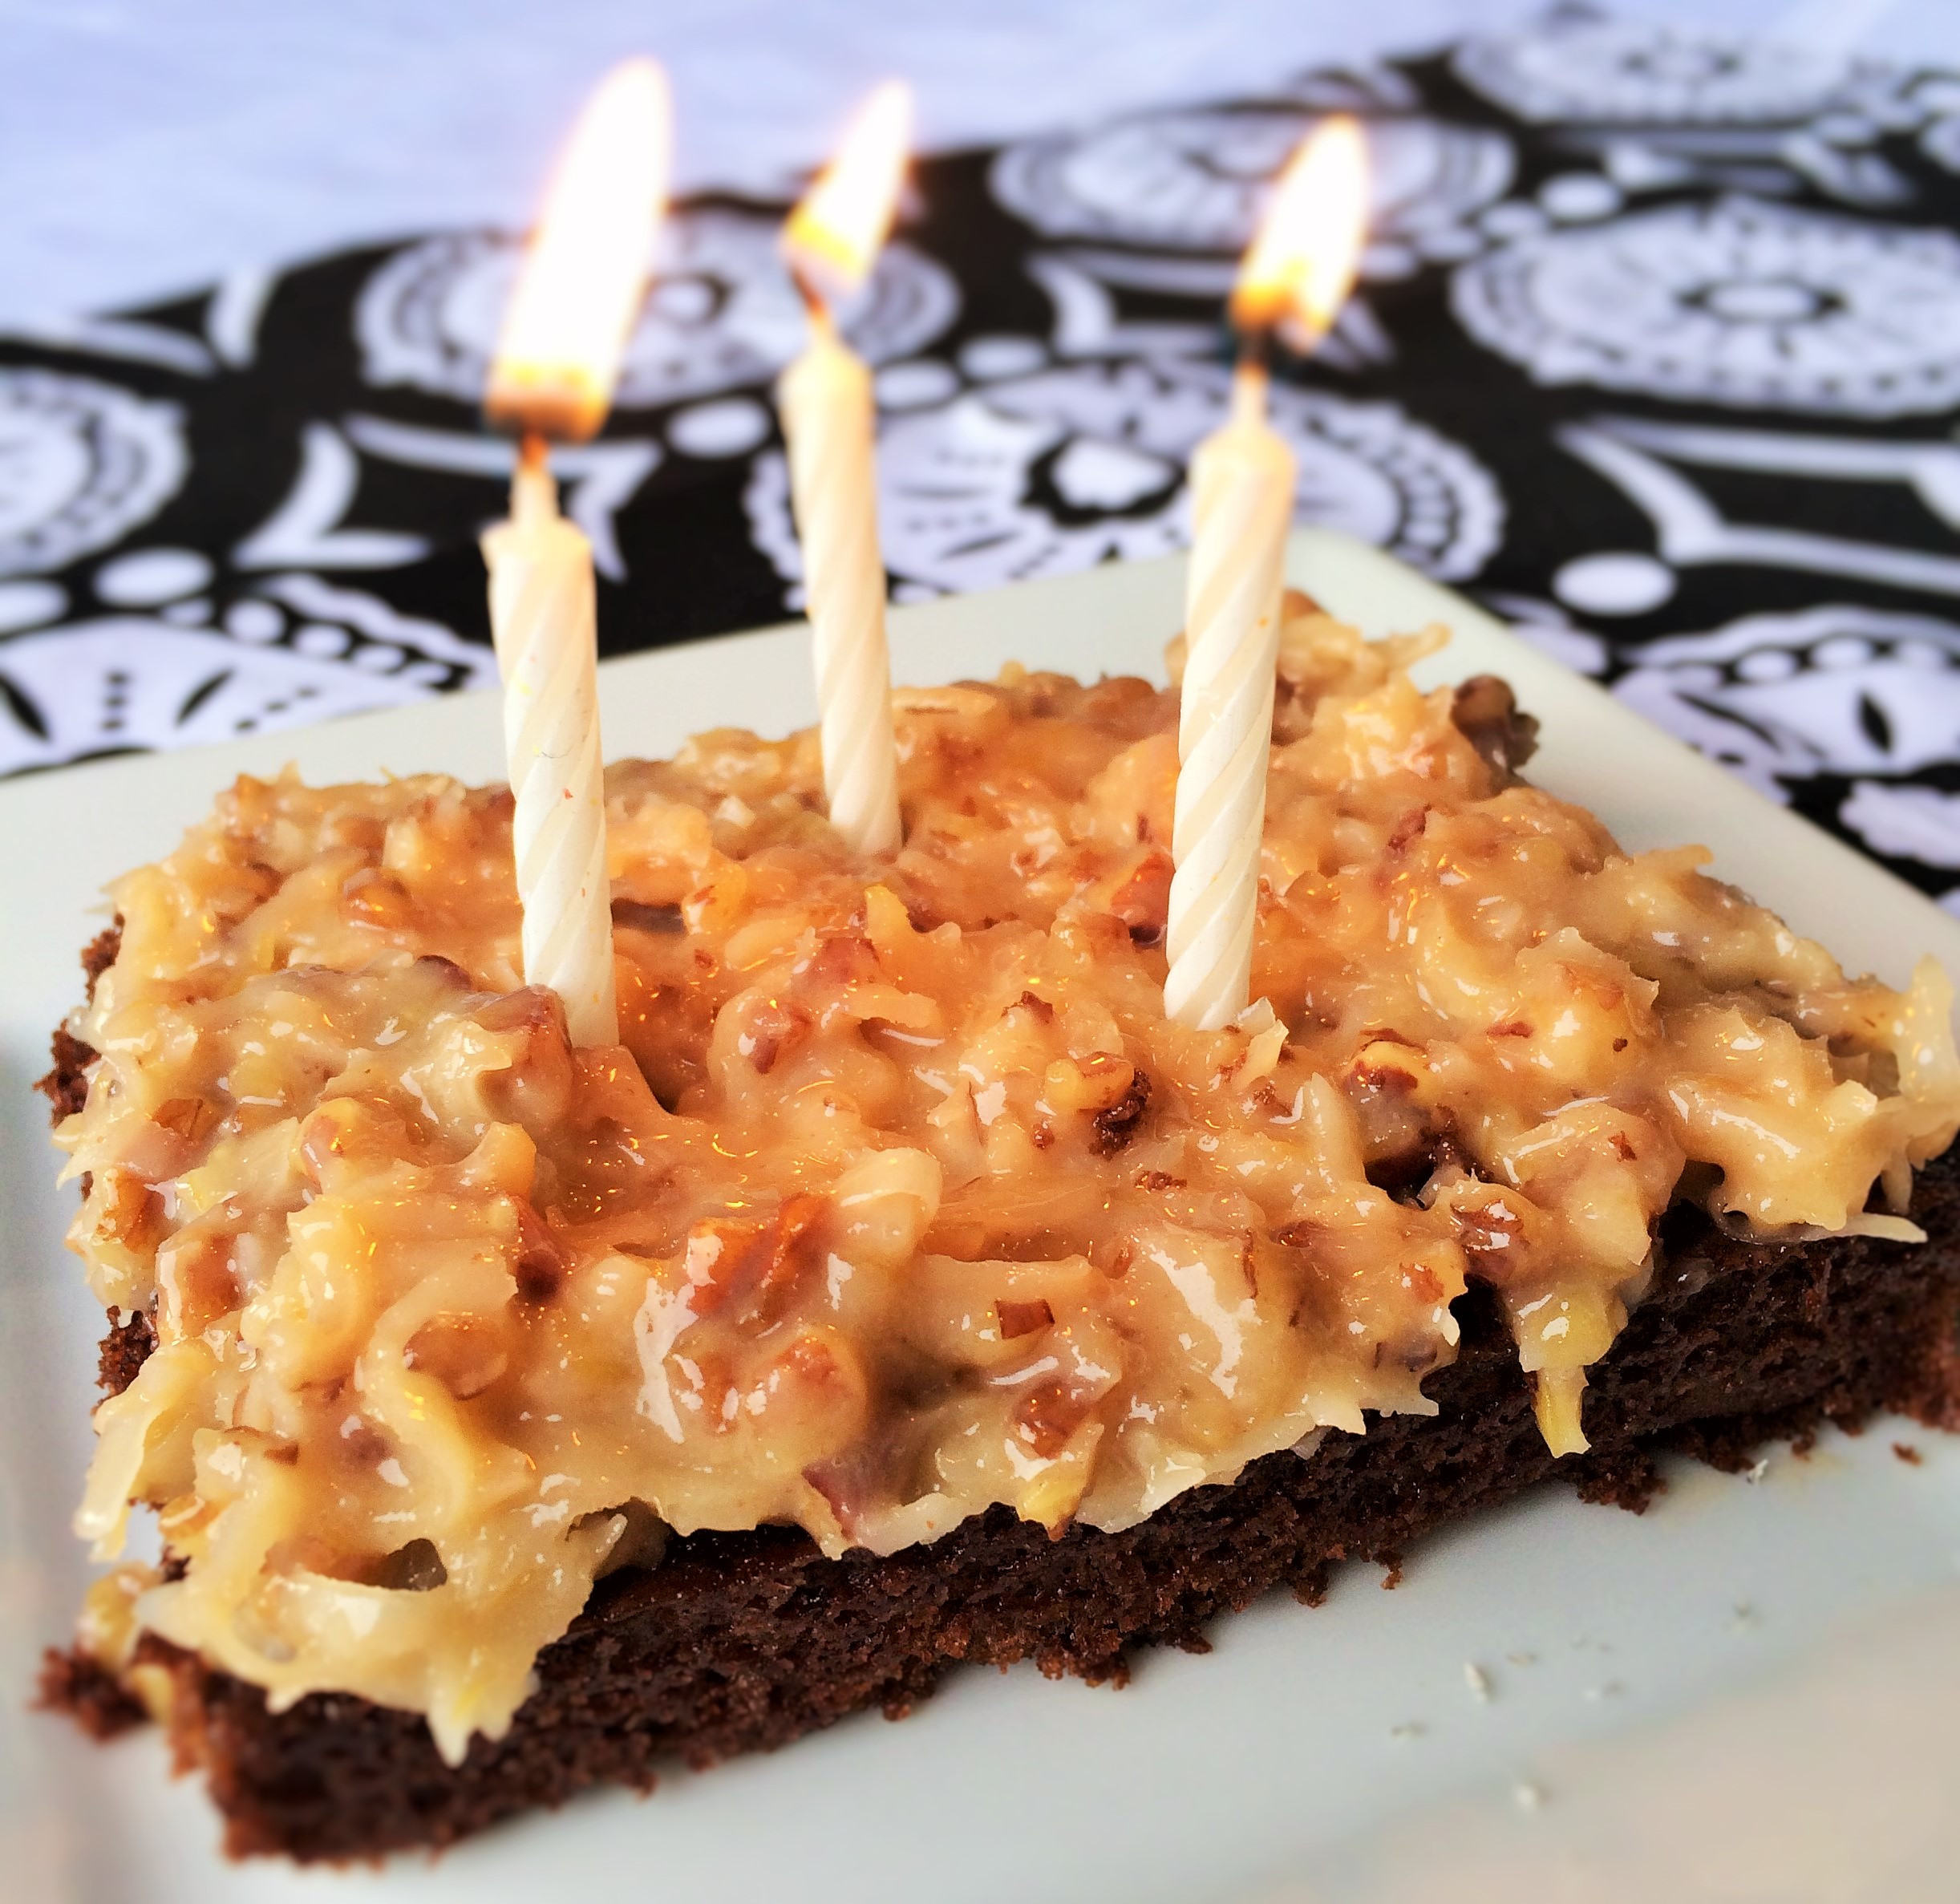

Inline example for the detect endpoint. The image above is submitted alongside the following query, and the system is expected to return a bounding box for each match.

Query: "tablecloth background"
[8,3,1960,918]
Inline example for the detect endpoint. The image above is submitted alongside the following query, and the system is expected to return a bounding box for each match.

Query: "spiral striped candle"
[778,81,912,856]
[1163,366,1296,1031]
[481,452,618,1046]
[1163,117,1367,1030]
[780,312,902,853]
[477,59,668,1047]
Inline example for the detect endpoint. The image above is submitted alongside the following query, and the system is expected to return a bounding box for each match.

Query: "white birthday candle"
[779,81,912,855]
[482,448,617,1045]
[480,59,670,1045]
[1164,117,1370,1030]
[1164,365,1297,1031]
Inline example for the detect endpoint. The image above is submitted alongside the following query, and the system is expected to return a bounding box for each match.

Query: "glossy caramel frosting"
[59,602,1960,1760]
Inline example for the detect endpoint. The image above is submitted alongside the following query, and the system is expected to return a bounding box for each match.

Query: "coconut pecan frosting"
[56,600,1960,1761]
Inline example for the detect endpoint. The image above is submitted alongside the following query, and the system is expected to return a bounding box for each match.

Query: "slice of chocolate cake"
[38,602,1960,1859]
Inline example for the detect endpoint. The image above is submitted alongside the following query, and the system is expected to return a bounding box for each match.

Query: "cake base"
[45,1157,1960,1861]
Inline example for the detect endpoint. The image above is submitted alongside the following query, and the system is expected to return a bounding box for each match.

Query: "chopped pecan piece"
[1387,806,1429,853]
[1014,1381,1091,1460]
[152,1097,221,1142]
[477,986,565,1036]
[689,1194,831,1331]
[739,997,811,1076]
[370,1538,448,1591]
[1451,675,1539,785]
[413,953,472,987]
[1401,1264,1445,1302]
[611,898,684,934]
[1090,1068,1152,1156]
[996,1298,1055,1340]
[95,1170,167,1251]
[1456,1197,1524,1265]
[1108,849,1173,947]
[403,1316,509,1400]
[512,1201,566,1303]
[478,987,575,1132]
[808,933,880,987]
[1349,1050,1419,1096]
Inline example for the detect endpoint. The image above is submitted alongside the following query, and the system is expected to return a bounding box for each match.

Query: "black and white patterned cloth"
[9,10,1960,915]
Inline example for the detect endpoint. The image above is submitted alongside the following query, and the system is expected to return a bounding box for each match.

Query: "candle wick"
[791,264,836,339]
[512,432,558,526]
[1229,349,1270,428]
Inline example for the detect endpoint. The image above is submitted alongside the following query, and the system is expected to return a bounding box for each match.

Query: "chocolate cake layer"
[51,1157,1958,1861]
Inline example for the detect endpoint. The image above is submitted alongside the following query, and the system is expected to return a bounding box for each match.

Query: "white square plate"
[5,531,1958,1903]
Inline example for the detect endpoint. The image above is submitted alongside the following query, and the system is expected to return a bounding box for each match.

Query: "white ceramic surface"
[3,530,1958,1903]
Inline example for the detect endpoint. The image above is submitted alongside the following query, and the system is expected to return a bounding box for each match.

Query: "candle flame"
[783,80,913,303]
[1229,115,1368,343]
[487,58,671,443]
